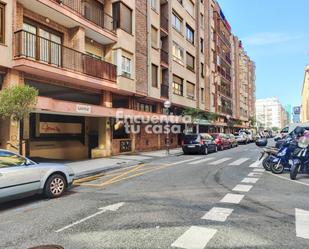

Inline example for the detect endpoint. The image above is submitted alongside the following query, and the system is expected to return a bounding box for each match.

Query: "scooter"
[290,147,309,180]
[259,147,279,171]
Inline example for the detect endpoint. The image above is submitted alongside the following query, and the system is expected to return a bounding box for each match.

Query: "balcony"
[217,66,232,82]
[161,84,169,99]
[14,30,117,90]
[218,105,233,116]
[160,50,169,67]
[59,0,114,32]
[160,15,168,34]
[218,85,232,98]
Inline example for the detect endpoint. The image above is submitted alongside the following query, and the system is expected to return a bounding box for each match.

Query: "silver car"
[0,149,74,203]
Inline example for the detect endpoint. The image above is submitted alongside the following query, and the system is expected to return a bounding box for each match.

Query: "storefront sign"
[76,104,92,114]
[40,122,82,134]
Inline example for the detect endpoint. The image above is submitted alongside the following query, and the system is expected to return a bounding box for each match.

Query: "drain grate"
[28,245,64,249]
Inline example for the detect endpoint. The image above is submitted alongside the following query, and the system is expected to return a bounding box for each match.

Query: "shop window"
[112,119,130,139]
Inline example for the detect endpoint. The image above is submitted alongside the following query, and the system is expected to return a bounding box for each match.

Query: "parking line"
[201,207,234,222]
[233,184,253,192]
[220,193,245,204]
[229,158,250,166]
[210,158,232,165]
[241,177,259,184]
[171,226,217,249]
[188,157,214,165]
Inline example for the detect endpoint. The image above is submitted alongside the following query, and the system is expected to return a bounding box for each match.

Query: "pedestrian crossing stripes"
[188,158,214,165]
[171,226,217,249]
[220,193,245,204]
[201,207,234,222]
[210,158,232,165]
[229,158,250,166]
[233,184,253,192]
[241,177,259,184]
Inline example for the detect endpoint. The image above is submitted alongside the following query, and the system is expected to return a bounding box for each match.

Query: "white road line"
[232,184,253,192]
[229,158,250,166]
[55,202,125,233]
[201,207,234,222]
[171,226,217,249]
[248,172,263,177]
[188,157,214,165]
[249,161,262,168]
[220,193,245,204]
[295,208,309,239]
[210,157,232,165]
[169,157,204,166]
[253,168,265,172]
[241,177,259,184]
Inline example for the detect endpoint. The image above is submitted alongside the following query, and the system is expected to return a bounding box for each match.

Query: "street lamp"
[164,100,172,155]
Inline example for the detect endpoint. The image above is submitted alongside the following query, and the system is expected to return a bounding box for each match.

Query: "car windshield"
[0,151,27,168]
[211,134,219,139]
[183,135,199,143]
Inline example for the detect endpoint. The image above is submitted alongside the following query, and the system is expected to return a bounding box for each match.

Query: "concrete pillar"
[68,26,85,53]
[91,117,112,158]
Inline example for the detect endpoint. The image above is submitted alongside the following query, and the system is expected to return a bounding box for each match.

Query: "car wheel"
[44,174,67,199]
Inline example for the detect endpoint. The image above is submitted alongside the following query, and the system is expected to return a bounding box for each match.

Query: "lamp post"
[164,100,172,155]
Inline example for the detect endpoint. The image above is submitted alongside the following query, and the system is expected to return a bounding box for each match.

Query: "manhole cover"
[28,246,64,249]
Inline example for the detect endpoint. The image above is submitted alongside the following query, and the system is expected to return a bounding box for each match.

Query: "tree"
[249,116,256,128]
[0,85,38,152]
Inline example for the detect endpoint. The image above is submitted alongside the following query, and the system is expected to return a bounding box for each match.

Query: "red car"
[211,133,231,150]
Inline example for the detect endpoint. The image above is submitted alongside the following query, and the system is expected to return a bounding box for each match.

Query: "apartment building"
[0,0,255,160]
[256,97,289,129]
[301,65,309,122]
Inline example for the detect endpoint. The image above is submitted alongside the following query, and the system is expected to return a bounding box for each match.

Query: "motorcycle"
[259,146,279,171]
[290,134,309,180]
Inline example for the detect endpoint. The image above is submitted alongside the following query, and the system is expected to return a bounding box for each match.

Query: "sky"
[219,0,309,108]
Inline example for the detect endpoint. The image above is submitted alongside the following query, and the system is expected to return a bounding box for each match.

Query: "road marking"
[295,208,309,239]
[248,172,263,177]
[55,202,125,233]
[249,161,261,168]
[201,207,234,222]
[241,177,259,183]
[169,157,204,165]
[253,168,265,172]
[188,157,214,165]
[220,193,245,204]
[233,184,253,192]
[229,158,250,166]
[210,157,232,165]
[171,226,217,249]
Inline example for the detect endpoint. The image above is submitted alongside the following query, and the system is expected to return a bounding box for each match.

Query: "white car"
[0,149,75,203]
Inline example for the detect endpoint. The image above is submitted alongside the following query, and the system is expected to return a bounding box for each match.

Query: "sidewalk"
[67,148,182,178]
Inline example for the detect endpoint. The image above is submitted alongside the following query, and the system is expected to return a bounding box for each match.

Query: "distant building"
[292,106,301,123]
[301,66,309,122]
[256,97,290,129]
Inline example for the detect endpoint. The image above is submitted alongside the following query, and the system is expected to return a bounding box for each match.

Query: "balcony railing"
[218,105,233,115]
[58,0,115,33]
[160,15,168,32]
[160,50,169,65]
[218,85,232,98]
[15,30,116,82]
[161,84,169,99]
[217,66,232,82]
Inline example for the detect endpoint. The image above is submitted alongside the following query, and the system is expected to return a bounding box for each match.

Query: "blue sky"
[219,0,309,108]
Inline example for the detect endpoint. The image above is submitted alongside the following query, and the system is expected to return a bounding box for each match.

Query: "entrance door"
[88,134,98,158]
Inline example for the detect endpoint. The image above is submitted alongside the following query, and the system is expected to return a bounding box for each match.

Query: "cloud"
[243,32,307,46]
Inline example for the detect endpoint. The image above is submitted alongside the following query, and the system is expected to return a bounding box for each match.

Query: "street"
[1,143,309,249]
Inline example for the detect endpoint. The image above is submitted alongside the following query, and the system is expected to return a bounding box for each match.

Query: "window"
[186,52,195,71]
[200,13,204,29]
[0,3,5,44]
[151,0,157,11]
[186,24,194,44]
[201,63,204,77]
[0,151,28,168]
[152,64,158,87]
[172,42,184,64]
[121,56,132,78]
[185,0,194,17]
[187,81,195,99]
[173,75,183,96]
[172,12,182,33]
[151,26,158,48]
[136,102,155,113]
[200,38,204,53]
[201,88,205,102]
[112,2,132,34]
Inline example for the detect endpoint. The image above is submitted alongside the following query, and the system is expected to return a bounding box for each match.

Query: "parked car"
[0,149,75,203]
[234,132,249,144]
[211,133,231,150]
[182,133,218,155]
[227,134,238,148]
[240,130,254,142]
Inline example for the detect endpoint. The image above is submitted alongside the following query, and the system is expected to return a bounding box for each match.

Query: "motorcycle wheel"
[270,163,284,174]
[290,164,300,180]
[262,156,272,171]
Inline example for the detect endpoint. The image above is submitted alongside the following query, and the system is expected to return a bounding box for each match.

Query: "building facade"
[0,0,255,160]
[301,66,309,122]
[256,97,289,129]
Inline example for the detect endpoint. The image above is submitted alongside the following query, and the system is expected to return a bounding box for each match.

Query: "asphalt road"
[1,143,309,249]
